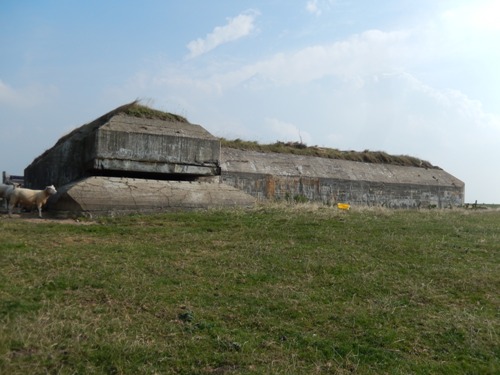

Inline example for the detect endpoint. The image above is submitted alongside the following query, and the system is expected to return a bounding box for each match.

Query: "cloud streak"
[186,11,258,59]
[174,29,411,94]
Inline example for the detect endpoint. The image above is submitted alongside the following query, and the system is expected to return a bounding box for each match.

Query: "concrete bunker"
[24,102,256,216]
[24,102,464,216]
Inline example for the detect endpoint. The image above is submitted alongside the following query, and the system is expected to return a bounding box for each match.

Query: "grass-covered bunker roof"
[220,139,439,170]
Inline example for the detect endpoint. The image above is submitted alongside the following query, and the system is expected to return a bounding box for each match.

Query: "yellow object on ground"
[337,203,350,210]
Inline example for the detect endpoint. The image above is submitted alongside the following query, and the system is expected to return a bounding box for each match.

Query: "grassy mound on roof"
[221,138,439,169]
[124,103,189,123]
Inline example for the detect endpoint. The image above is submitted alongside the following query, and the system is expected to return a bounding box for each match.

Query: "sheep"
[0,183,17,209]
[8,185,57,218]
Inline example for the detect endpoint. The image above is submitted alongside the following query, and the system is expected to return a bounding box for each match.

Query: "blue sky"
[1,0,499,203]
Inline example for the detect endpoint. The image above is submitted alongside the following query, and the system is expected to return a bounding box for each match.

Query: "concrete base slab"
[48,176,256,217]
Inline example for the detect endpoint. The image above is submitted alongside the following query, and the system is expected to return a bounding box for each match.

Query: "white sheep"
[0,183,17,209]
[8,185,57,218]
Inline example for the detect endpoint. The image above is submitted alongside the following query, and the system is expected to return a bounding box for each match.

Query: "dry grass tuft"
[124,103,189,123]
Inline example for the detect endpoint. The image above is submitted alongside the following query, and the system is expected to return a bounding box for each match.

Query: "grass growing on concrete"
[125,103,189,123]
[220,138,438,169]
[0,206,498,374]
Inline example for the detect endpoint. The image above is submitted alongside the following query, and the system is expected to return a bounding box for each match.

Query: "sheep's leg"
[37,205,43,218]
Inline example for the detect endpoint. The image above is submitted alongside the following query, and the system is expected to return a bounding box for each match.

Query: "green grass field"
[1,205,499,374]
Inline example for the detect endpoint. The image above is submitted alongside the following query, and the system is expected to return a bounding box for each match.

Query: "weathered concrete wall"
[25,113,220,189]
[92,115,220,176]
[24,128,98,189]
[48,176,255,217]
[220,149,464,208]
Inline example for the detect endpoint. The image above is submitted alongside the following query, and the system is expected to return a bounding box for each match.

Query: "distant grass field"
[1,205,498,374]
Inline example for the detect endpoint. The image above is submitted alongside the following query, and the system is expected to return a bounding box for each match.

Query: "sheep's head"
[45,185,57,195]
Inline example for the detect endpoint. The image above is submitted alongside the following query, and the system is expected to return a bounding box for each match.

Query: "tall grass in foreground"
[0,206,499,374]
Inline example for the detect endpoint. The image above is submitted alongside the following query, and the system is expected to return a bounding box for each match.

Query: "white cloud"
[306,0,336,16]
[166,28,411,96]
[443,0,500,32]
[218,29,409,90]
[186,11,258,59]
[306,0,321,16]
[399,72,500,132]
[322,71,500,159]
